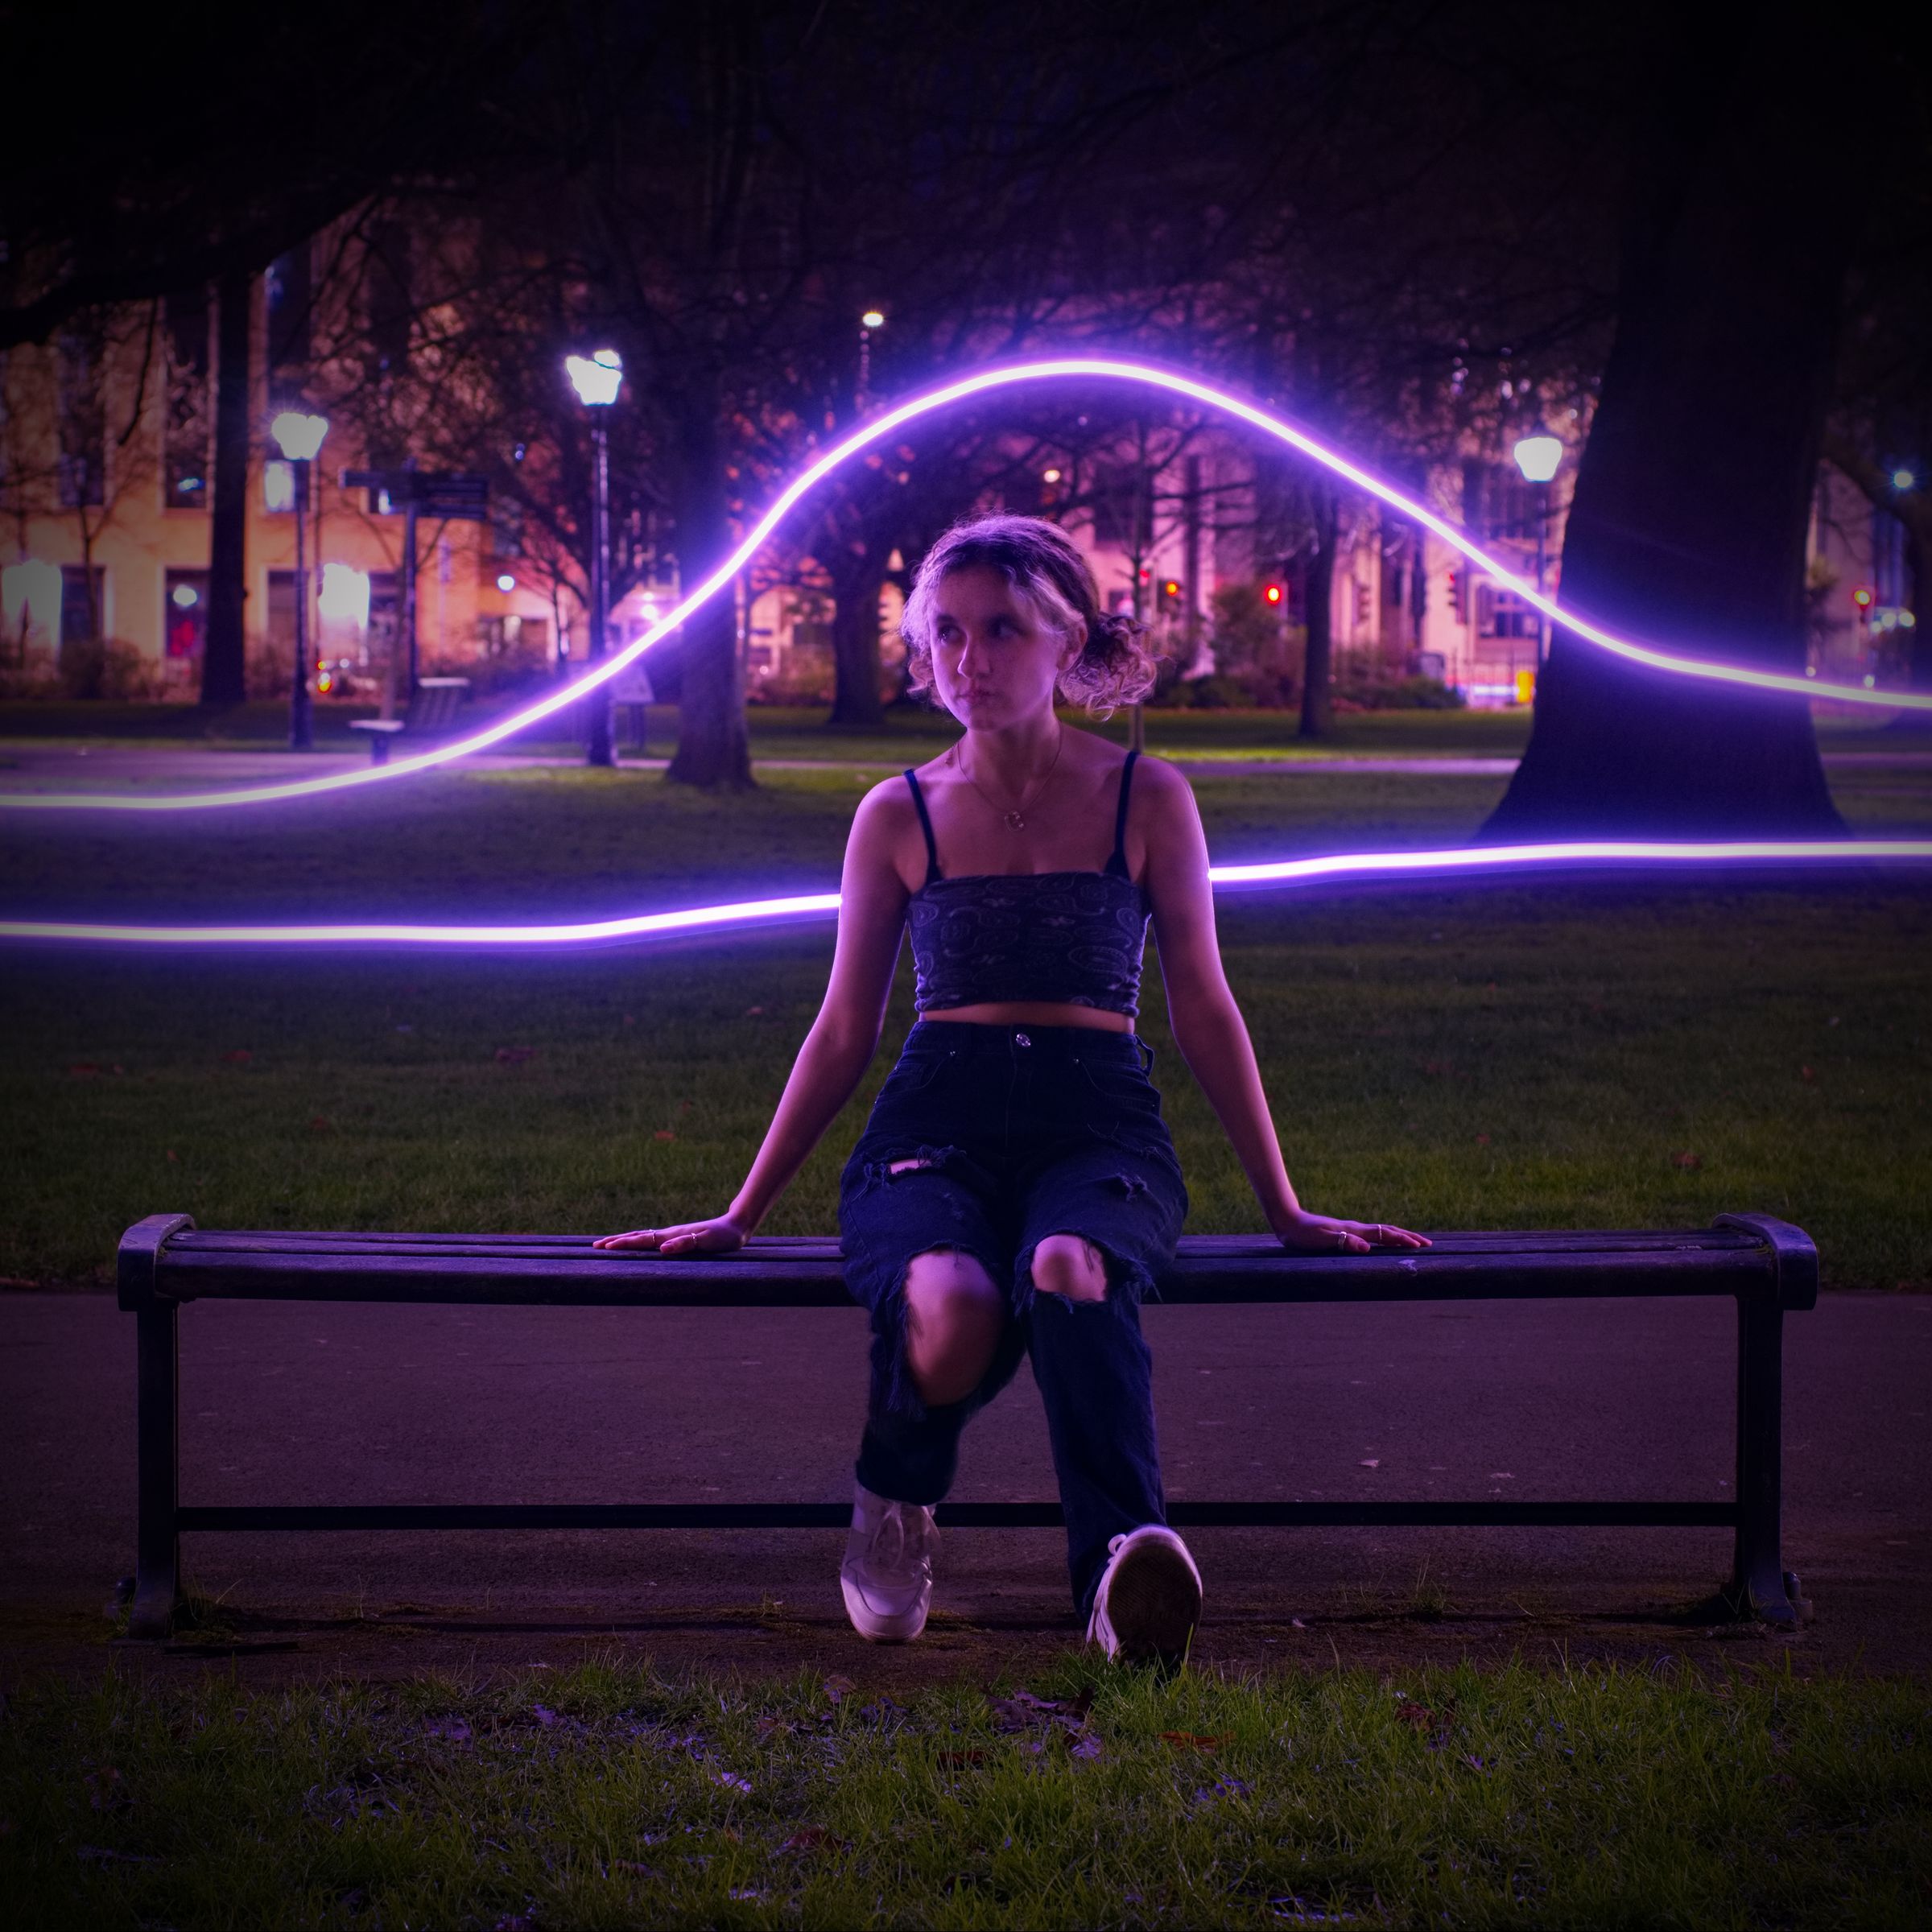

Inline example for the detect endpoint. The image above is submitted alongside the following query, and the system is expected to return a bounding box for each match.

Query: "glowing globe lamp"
[270,412,330,463]
[1512,434,1563,484]
[564,349,623,407]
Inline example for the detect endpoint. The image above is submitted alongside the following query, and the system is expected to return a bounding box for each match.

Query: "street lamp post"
[564,348,623,769]
[1512,433,1563,670]
[270,411,329,750]
[858,310,885,409]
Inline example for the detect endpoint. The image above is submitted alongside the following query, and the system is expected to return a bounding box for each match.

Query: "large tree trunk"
[1482,40,1848,839]
[665,393,753,790]
[1297,484,1339,739]
[200,270,252,708]
[826,539,886,729]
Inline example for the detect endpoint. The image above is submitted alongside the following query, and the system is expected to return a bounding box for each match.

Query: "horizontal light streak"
[4,840,1928,948]
[5,357,1922,816]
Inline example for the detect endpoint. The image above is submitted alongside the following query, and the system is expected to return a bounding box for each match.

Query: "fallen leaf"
[621,1014,636,1026]
[1475,1133,1491,1146]
[1290,1617,1307,1629]
[493,1046,535,1065]
[1070,1732,1104,1761]
[308,1117,332,1133]
[711,1769,752,1794]
[221,1049,252,1064]
[1799,1065,1815,1082]
[164,1150,178,1163]
[422,1716,472,1743]
[1359,1458,1381,1470]
[679,1099,695,1111]
[778,1826,849,1856]
[1161,1730,1231,1752]
[1489,1472,1515,1480]
[745,1005,765,1016]
[68,1063,100,1076]
[1395,1700,1435,1729]
[613,1860,659,1879]
[1671,1152,1703,1170]
[653,1130,676,1141]
[822,1674,856,1703]
[530,1703,559,1728]
[936,1748,987,1767]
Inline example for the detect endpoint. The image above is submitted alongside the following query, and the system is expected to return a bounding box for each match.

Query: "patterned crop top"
[904,749,1151,1018]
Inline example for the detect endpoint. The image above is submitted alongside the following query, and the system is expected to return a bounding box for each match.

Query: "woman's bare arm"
[596,781,913,1253]
[1137,758,1428,1256]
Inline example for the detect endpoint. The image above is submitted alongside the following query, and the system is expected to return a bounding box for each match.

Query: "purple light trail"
[4,357,1923,816]
[4,840,1927,948]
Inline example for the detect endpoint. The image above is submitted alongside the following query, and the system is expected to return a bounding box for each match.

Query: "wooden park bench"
[116,1213,1817,1641]
[348,676,471,763]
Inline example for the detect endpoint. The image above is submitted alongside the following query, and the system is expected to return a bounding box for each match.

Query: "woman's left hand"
[1271,1211,1430,1256]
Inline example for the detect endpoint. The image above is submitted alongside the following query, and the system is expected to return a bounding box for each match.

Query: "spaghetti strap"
[1106,749,1140,878]
[903,769,942,886]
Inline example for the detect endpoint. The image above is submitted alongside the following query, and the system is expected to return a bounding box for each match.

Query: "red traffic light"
[1264,584,1282,605]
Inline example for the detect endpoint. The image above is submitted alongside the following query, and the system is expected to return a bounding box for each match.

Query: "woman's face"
[927,566,1084,729]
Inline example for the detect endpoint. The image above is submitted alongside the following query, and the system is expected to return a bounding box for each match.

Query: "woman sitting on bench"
[596,514,1427,1662]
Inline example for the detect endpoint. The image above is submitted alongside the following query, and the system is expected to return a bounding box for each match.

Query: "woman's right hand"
[592,1215,749,1256]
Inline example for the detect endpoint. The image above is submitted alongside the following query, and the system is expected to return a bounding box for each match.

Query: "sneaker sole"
[840,1572,929,1644]
[1101,1538,1202,1662]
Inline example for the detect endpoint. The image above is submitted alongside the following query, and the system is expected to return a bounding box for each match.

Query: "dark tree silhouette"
[200,272,252,708]
[1483,31,1857,837]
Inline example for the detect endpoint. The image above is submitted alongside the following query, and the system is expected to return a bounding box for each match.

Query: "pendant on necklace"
[1004,811,1026,831]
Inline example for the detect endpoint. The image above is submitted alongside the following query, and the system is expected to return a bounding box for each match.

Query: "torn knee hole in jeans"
[860,1142,958,1188]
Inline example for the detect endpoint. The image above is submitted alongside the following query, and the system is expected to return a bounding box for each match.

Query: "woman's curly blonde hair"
[899,514,1159,719]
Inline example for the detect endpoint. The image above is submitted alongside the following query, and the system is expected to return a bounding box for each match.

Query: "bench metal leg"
[130,1299,180,1638]
[369,736,389,765]
[1731,1295,1797,1628]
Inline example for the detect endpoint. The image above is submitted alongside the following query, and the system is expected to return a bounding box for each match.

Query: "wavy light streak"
[4,840,1927,948]
[5,357,1923,815]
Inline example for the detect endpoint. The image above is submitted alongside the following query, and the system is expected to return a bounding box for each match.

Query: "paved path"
[3,1290,1926,1685]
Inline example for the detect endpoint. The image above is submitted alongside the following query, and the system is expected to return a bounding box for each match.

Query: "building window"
[266,245,312,383]
[56,333,105,509]
[1091,463,1149,551]
[165,569,209,658]
[163,288,211,511]
[60,565,105,643]
[365,225,411,374]
[1475,581,1538,639]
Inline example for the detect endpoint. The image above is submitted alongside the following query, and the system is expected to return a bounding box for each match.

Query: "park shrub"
[1332,662,1468,711]
[56,634,163,700]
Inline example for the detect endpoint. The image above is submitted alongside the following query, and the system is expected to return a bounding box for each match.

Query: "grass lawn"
[3,1653,1926,1929]
[2,758,1928,1290]
[4,695,1922,766]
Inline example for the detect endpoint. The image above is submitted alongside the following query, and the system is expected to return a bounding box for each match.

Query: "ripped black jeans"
[837,1019,1189,1617]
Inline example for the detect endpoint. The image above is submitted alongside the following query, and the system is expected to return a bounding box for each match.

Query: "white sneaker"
[840,1481,939,1642]
[1087,1525,1203,1664]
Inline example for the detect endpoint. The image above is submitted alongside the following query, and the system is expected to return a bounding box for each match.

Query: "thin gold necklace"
[952,727,1065,831]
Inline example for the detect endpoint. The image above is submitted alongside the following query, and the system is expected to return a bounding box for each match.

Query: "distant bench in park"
[115,1214,1818,1641]
[348,676,471,763]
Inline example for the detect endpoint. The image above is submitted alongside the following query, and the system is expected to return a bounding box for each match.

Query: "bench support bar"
[1731,1298,1794,1626]
[132,1300,180,1641]
[176,1500,1741,1532]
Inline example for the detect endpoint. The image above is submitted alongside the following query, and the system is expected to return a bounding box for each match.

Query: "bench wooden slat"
[168,1226,1765,1256]
[146,1231,1787,1307]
